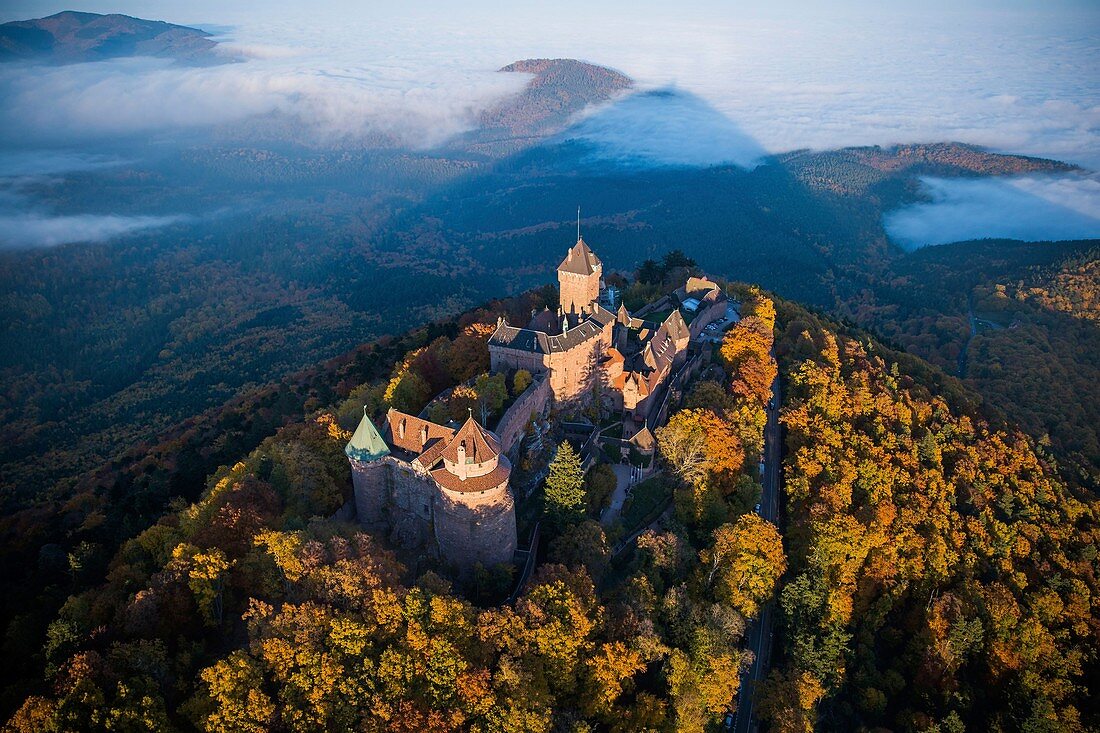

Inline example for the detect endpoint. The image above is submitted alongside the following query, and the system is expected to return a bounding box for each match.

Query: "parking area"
[696,302,741,343]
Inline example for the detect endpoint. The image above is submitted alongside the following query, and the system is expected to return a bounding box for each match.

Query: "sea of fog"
[884,174,1100,250]
[0,0,1098,248]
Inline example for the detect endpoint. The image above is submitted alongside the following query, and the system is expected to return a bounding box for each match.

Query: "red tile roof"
[441,416,502,464]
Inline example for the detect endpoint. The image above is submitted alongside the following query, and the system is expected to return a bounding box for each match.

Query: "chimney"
[455,442,467,480]
[398,419,405,440]
[420,424,428,445]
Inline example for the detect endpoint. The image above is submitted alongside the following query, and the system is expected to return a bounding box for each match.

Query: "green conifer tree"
[545,441,585,528]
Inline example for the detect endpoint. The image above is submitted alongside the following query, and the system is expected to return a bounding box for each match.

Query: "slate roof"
[629,426,656,451]
[662,310,691,344]
[616,303,631,325]
[558,237,602,276]
[490,305,614,355]
[345,409,391,463]
[526,307,561,334]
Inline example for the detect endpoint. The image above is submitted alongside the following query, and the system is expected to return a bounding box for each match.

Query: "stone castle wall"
[490,345,548,379]
[384,460,434,549]
[494,374,552,456]
[434,472,518,571]
[351,457,434,551]
[545,321,613,402]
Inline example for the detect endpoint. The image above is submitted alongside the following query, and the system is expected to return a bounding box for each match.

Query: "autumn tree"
[584,463,617,516]
[513,369,533,396]
[169,543,233,626]
[474,372,508,423]
[656,408,745,486]
[549,520,612,584]
[720,316,776,406]
[756,669,825,733]
[701,515,786,618]
[187,651,275,733]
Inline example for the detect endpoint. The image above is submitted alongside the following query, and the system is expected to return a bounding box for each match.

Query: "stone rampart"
[494,374,552,456]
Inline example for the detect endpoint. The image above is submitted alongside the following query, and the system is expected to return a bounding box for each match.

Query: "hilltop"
[460,58,634,155]
[3,272,1096,730]
[0,11,223,64]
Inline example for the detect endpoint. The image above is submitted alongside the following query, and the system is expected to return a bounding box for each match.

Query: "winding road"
[731,373,783,733]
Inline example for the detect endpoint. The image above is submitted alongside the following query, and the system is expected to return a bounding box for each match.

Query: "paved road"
[732,373,783,733]
[600,464,635,526]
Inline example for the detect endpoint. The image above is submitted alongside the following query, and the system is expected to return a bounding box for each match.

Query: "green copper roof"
[345,408,390,463]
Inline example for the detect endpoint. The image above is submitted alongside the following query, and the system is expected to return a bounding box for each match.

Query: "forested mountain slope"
[762,298,1099,731]
[4,280,1096,731]
[0,11,221,64]
[840,241,1100,487]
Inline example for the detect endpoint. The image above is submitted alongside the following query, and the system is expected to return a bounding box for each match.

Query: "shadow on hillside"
[339,88,869,316]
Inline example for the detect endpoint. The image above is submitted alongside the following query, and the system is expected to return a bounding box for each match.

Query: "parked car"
[754,502,762,515]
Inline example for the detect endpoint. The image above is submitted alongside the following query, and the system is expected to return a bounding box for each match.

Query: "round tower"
[431,417,518,571]
[345,408,391,530]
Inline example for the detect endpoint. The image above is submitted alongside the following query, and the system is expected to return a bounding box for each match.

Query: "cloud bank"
[0,1,1097,165]
[0,212,185,249]
[883,174,1100,249]
[0,1,1097,249]
[0,56,530,149]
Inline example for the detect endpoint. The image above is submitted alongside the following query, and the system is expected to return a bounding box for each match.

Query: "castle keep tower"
[558,237,602,321]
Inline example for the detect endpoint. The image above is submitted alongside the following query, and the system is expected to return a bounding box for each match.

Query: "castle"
[345,409,518,572]
[346,234,728,573]
[489,237,727,431]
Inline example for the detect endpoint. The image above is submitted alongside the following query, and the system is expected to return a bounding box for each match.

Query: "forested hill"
[778,143,1078,198]
[841,241,1100,489]
[3,279,1097,731]
[470,58,633,148]
[762,298,1100,731]
[0,11,222,64]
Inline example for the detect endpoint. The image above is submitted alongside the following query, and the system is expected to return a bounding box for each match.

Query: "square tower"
[558,237,602,319]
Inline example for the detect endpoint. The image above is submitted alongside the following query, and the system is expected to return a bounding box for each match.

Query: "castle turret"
[432,416,517,571]
[345,408,391,529]
[558,237,602,320]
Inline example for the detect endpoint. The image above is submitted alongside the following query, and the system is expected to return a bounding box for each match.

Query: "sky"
[0,0,1098,248]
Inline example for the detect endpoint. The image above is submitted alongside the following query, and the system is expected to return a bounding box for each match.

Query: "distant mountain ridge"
[0,11,223,64]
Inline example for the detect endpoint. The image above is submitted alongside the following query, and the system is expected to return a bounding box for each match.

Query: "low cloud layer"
[884,174,1100,249]
[0,212,185,249]
[1,1,1097,166]
[0,1,1097,250]
[0,56,529,149]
